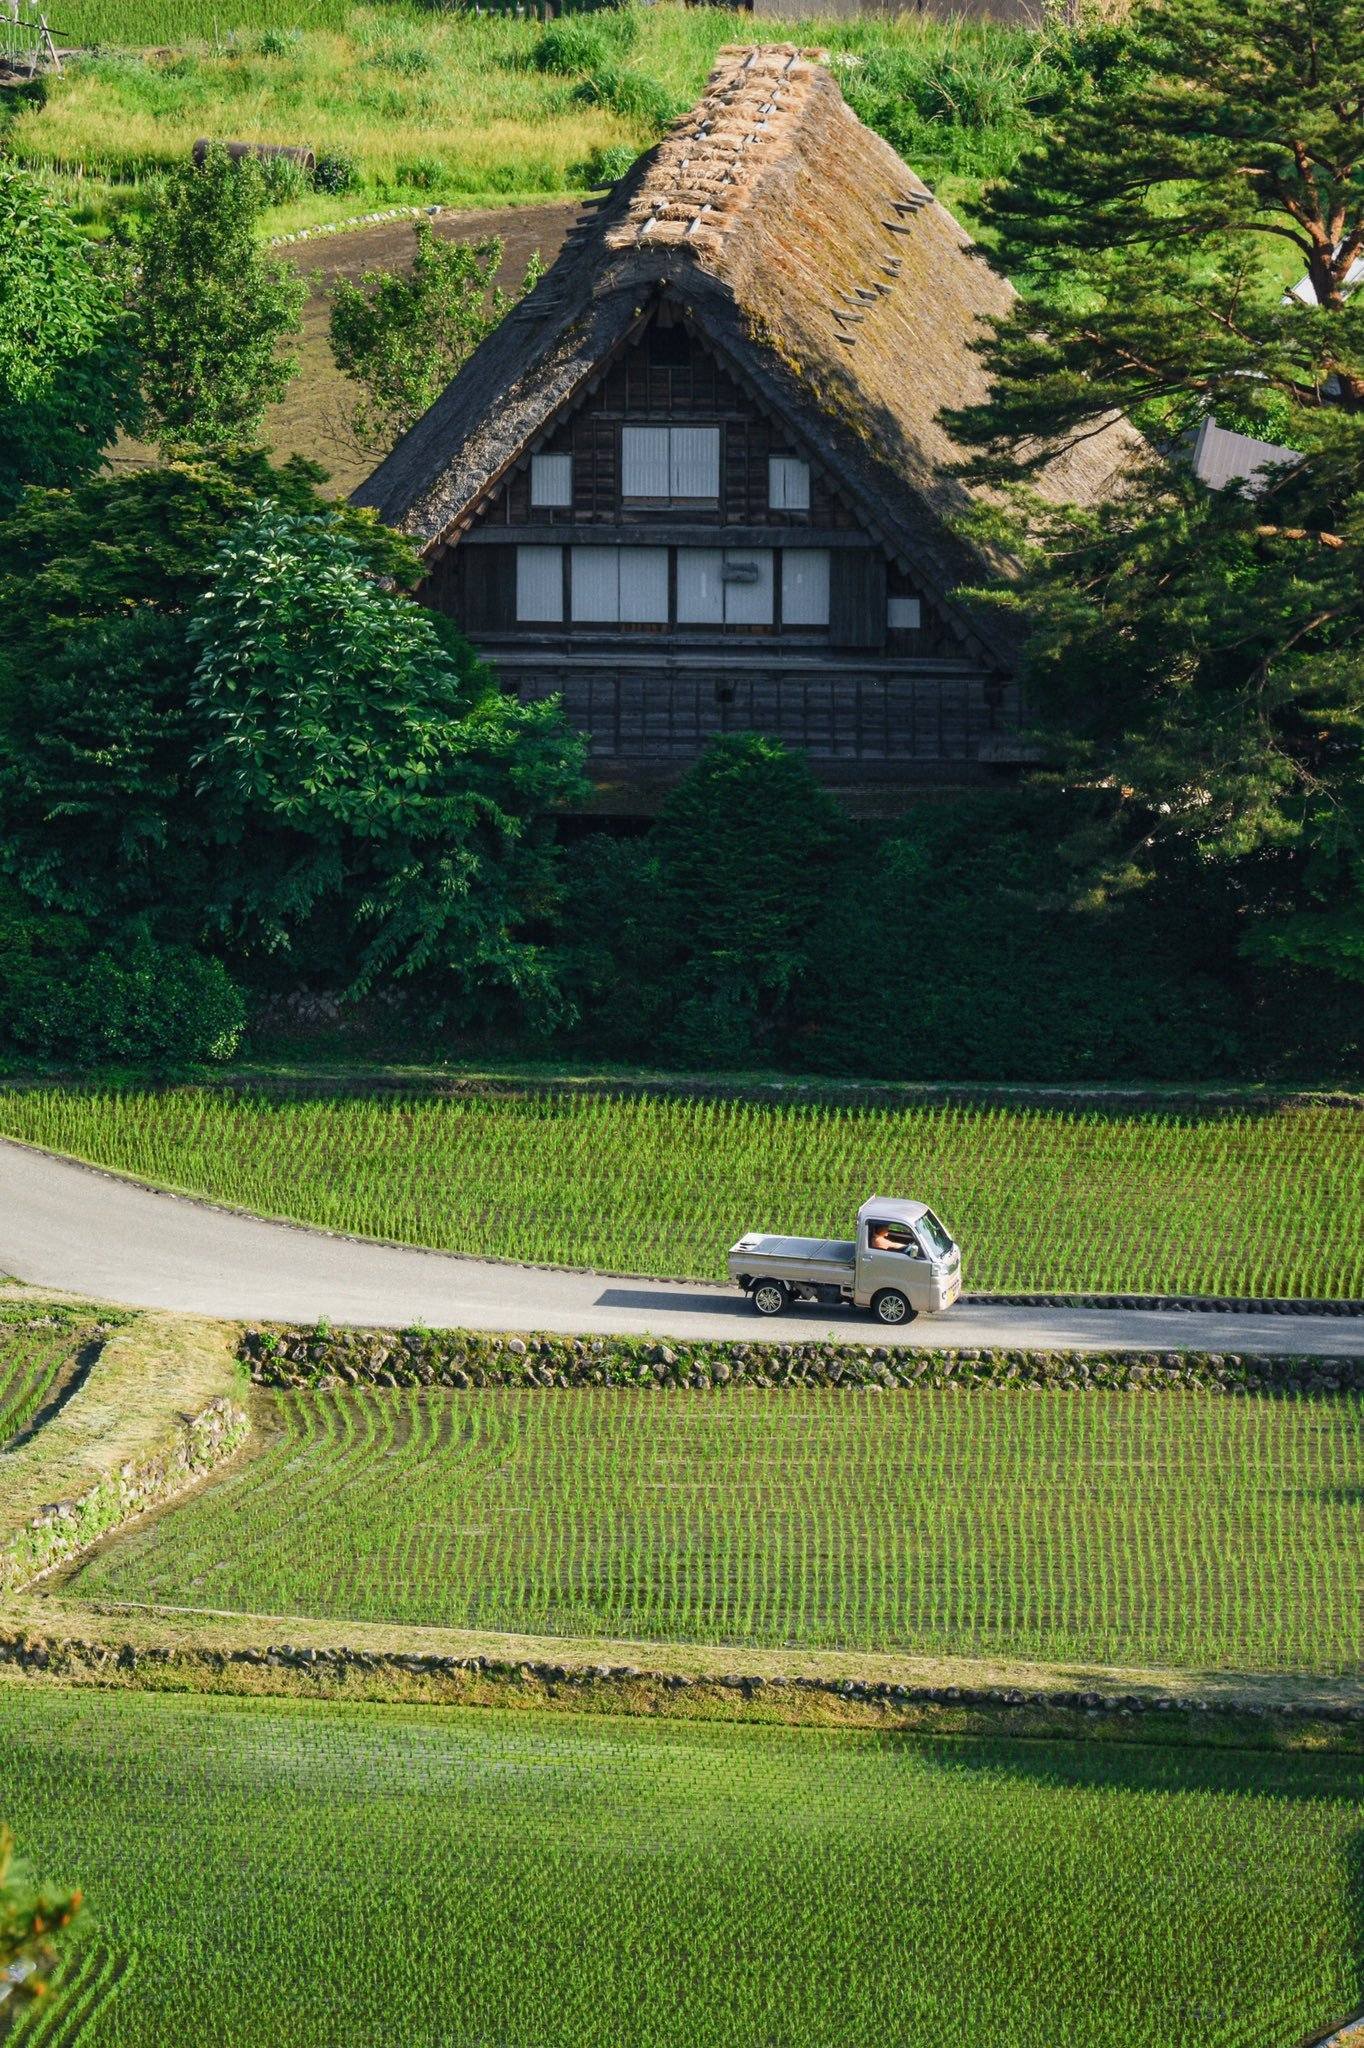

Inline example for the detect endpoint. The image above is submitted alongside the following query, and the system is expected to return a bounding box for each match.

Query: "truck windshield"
[916,1210,954,1260]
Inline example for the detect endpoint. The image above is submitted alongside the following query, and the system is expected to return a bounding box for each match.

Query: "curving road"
[2,1138,1362,1354]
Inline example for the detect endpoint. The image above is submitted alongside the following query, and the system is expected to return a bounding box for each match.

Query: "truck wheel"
[871,1288,914,1327]
[751,1279,788,1317]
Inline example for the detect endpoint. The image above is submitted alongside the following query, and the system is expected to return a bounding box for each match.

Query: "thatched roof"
[353,44,1138,665]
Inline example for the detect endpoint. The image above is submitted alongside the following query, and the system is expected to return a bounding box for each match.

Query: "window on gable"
[769,456,811,512]
[621,425,720,501]
[570,548,669,624]
[781,549,830,626]
[530,452,573,508]
[515,545,563,623]
[676,549,773,625]
[887,597,922,630]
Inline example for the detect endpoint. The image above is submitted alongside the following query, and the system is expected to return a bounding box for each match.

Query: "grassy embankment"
[3,1684,1361,2048]
[0,1083,1359,1297]
[7,6,1064,234]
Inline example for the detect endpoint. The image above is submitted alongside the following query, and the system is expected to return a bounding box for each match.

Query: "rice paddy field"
[2,1085,1360,1298]
[67,1383,1364,1672]
[3,1684,1361,2048]
[0,1304,107,1451]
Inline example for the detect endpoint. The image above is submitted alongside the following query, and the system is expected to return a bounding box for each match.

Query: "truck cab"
[853,1197,960,1320]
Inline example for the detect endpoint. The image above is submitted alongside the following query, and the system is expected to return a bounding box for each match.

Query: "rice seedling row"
[4,1086,1360,1298]
[0,1307,105,1451]
[71,1386,1364,1672]
[4,1685,1360,2048]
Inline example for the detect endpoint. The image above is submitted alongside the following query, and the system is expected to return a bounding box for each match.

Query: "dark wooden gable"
[423,305,972,663]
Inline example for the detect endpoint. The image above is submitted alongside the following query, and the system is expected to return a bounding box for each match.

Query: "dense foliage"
[0,463,584,1056]
[4,1689,1360,2048]
[561,745,1359,1078]
[2,1087,1358,1300]
[0,165,139,507]
[952,0,1364,983]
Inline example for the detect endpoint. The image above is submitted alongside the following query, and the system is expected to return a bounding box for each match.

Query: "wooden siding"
[505,656,1017,766]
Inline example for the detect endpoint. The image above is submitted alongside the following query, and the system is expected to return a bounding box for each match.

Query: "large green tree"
[951,0,1364,982]
[188,502,587,1024]
[0,455,336,925]
[328,224,542,453]
[0,164,139,507]
[131,147,305,454]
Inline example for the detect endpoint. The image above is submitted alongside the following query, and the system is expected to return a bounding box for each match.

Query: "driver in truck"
[868,1220,917,1254]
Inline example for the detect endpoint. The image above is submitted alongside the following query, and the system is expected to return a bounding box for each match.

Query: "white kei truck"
[727,1196,961,1326]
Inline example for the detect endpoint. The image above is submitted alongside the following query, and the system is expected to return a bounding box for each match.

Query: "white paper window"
[570,549,669,623]
[782,550,830,626]
[677,549,773,625]
[622,425,719,500]
[670,426,720,499]
[769,456,811,511]
[887,597,922,630]
[516,545,563,623]
[621,426,670,498]
[530,452,572,508]
[570,549,619,623]
[676,549,724,624]
[722,550,773,625]
[619,548,669,623]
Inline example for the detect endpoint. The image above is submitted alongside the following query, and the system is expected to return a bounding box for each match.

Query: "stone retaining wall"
[2,1629,1359,1751]
[0,1396,249,1594]
[244,1326,1363,1396]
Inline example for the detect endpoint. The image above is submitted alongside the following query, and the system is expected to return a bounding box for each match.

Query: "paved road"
[2,1139,1362,1353]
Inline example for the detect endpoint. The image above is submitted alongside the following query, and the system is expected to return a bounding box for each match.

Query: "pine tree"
[950,0,1364,984]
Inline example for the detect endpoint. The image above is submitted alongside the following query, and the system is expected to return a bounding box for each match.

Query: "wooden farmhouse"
[354,44,1131,800]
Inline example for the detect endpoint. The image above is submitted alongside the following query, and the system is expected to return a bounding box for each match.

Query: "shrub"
[0,912,245,1064]
[585,141,639,186]
[312,151,357,196]
[257,153,309,205]
[395,154,447,191]
[256,26,298,56]
[533,11,636,77]
[575,65,685,130]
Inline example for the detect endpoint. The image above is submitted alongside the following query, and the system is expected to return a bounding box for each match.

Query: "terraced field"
[1,1086,1361,1298]
[4,1685,1361,2048]
[70,1385,1364,1672]
[0,1305,110,1450]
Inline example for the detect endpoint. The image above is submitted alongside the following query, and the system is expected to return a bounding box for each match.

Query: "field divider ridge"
[2,1597,1361,1754]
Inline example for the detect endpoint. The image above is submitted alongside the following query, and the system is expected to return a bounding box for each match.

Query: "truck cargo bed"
[727,1234,856,1287]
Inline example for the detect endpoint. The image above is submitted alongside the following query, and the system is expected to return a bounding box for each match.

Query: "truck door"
[857,1218,933,1310]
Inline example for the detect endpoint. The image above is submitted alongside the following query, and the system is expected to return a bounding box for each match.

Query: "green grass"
[2,1085,1360,1297]
[0,1304,106,1450]
[68,1384,1364,1672]
[4,1684,1361,2048]
[10,6,1059,230]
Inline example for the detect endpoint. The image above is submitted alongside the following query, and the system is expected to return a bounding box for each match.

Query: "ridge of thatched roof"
[352,45,1139,667]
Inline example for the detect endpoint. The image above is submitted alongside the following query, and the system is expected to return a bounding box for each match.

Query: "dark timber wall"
[421,316,1020,788]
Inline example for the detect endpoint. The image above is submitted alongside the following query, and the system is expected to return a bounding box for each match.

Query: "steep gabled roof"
[353,44,1138,665]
